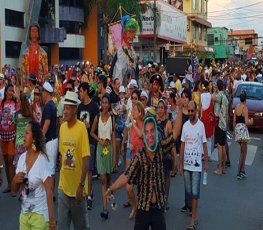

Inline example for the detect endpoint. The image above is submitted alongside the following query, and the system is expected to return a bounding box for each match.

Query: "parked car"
[230,82,263,129]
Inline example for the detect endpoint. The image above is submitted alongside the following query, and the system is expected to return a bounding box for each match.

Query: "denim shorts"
[57,190,90,230]
[183,170,201,200]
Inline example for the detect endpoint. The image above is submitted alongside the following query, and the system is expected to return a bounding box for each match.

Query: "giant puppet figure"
[21,23,48,85]
[111,16,138,86]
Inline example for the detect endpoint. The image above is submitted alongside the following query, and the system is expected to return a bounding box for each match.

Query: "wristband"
[79,181,85,188]
[0,165,3,169]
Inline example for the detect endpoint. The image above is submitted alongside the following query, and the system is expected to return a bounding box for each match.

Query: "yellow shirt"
[58,120,90,197]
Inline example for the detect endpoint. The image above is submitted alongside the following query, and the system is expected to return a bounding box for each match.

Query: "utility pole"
[153,0,157,62]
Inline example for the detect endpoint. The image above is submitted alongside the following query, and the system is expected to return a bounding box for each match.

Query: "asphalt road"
[0,130,263,230]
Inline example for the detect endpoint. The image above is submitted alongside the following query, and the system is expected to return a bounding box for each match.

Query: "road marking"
[250,137,261,141]
[245,145,257,166]
[210,143,257,166]
[210,142,231,161]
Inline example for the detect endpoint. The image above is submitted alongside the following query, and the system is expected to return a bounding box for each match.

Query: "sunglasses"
[140,97,146,101]
[131,96,138,100]
[34,92,40,96]
[188,110,195,113]
[65,88,73,92]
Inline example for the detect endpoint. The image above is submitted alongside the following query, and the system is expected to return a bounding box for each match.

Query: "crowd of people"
[0,57,257,230]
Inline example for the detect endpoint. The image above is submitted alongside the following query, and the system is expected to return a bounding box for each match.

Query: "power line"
[207,0,263,14]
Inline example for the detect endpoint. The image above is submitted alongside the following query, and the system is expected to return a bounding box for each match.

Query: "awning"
[188,16,212,28]
[182,44,214,53]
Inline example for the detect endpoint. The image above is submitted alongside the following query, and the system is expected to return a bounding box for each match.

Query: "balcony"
[40,28,67,44]
[59,6,84,23]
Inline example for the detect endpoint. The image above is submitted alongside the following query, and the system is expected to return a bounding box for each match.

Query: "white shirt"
[16,152,51,221]
[98,115,112,140]
[201,92,211,111]
[181,119,207,172]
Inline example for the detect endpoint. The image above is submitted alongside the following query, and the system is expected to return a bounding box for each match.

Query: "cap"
[119,85,126,93]
[43,81,54,93]
[63,91,79,106]
[140,90,148,100]
[128,79,138,89]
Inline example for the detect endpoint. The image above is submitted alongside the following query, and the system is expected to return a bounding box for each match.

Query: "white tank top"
[98,115,112,140]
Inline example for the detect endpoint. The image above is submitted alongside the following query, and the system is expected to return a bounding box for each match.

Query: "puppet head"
[121,15,138,48]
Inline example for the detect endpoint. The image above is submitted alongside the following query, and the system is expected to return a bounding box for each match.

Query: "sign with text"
[140,0,187,43]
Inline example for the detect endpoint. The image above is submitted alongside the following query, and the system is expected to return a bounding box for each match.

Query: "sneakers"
[181,205,192,214]
[240,171,247,178]
[100,210,109,219]
[237,171,247,180]
[236,174,242,180]
[87,196,92,210]
[226,160,231,168]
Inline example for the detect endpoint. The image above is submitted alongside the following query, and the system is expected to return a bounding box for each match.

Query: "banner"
[108,22,122,56]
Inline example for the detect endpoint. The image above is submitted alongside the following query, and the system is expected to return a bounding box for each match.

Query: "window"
[59,0,81,7]
[207,34,214,45]
[204,0,207,14]
[60,21,83,34]
[245,38,253,45]
[199,25,202,40]
[193,0,196,10]
[192,24,197,39]
[204,28,207,41]
[59,48,82,60]
[199,0,202,12]
[6,41,21,58]
[5,9,24,28]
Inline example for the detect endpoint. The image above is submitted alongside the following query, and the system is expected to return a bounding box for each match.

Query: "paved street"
[0,130,263,230]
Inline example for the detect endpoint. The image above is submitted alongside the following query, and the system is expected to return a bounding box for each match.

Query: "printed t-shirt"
[16,152,51,221]
[58,120,90,197]
[181,119,207,172]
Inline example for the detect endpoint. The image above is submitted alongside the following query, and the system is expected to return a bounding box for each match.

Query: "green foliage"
[105,0,142,27]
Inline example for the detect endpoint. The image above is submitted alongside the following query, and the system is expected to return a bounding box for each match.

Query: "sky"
[208,0,263,44]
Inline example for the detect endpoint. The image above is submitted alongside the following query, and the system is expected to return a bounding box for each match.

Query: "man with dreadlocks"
[110,15,138,86]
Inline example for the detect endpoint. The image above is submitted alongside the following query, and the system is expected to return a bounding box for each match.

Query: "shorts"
[1,140,15,155]
[183,170,201,200]
[46,138,58,175]
[20,212,48,230]
[88,144,95,171]
[215,126,226,146]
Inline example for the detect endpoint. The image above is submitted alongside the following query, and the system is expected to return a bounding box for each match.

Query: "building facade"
[138,0,187,64]
[207,27,234,61]
[182,0,212,59]
[0,0,99,68]
[228,29,258,61]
